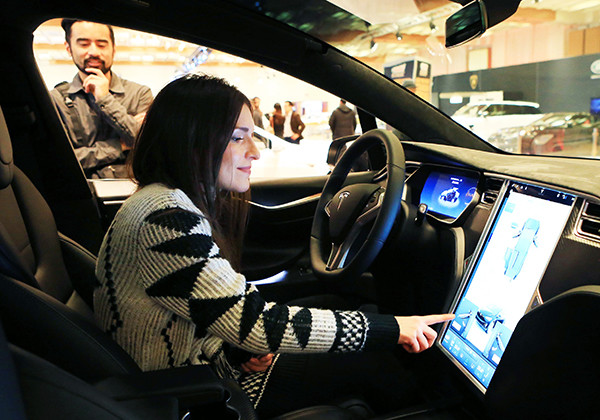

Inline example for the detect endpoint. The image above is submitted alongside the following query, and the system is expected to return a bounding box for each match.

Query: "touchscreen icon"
[504,218,540,280]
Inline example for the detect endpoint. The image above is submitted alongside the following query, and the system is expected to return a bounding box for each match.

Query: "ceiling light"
[429,20,438,33]
[395,31,403,41]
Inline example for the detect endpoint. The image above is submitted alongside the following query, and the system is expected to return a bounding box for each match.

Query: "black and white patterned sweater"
[94,184,399,402]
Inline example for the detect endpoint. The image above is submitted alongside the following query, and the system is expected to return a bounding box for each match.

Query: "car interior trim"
[249,193,321,210]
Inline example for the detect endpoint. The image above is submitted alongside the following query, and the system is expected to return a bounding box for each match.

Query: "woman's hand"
[240,353,274,373]
[395,314,455,353]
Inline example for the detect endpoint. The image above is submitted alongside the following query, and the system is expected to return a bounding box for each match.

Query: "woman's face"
[218,105,260,193]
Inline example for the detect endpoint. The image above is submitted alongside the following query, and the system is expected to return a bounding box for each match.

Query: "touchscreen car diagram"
[475,305,504,333]
[504,218,540,280]
[484,323,512,365]
[438,186,460,208]
[451,300,508,364]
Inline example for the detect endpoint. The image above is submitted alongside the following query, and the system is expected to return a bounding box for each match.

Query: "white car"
[452,100,542,140]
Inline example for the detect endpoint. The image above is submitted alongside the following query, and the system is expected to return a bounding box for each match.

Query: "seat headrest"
[0,107,14,188]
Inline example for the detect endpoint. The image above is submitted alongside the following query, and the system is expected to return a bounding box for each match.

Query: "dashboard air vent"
[577,201,600,242]
[584,202,600,219]
[481,177,504,206]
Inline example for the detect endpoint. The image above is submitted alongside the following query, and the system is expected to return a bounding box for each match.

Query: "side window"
[486,105,504,116]
[34,19,357,181]
[520,105,539,115]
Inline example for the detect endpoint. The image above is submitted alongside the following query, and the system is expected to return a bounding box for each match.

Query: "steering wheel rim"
[310,129,405,281]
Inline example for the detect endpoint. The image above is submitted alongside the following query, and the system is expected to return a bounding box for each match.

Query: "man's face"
[252,98,260,110]
[284,102,293,114]
[66,22,114,76]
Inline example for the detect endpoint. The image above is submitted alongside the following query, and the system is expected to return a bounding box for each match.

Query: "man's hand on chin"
[83,68,110,100]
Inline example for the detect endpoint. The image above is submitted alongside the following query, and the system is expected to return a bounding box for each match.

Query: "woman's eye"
[231,137,244,143]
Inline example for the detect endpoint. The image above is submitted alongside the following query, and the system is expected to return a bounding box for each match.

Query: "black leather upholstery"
[11,344,178,420]
[485,285,600,419]
[0,107,13,189]
[0,105,89,305]
[0,274,140,381]
[0,320,26,420]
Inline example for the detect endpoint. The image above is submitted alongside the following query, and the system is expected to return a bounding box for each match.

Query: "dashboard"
[397,143,600,398]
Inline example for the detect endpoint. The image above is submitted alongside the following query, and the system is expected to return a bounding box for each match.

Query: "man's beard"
[76,58,110,75]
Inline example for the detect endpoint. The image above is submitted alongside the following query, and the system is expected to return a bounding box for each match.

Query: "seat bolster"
[11,344,177,420]
[0,274,140,382]
[0,107,13,189]
[59,232,98,309]
[11,167,72,301]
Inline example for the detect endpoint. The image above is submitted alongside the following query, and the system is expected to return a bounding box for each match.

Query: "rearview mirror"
[445,0,488,48]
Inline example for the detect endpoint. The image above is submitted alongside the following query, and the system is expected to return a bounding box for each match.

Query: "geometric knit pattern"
[94,183,399,407]
[239,354,280,408]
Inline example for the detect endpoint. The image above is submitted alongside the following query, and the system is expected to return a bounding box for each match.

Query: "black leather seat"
[0,104,372,419]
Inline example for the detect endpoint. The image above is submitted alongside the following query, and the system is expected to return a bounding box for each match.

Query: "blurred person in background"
[283,100,305,144]
[270,102,285,138]
[329,99,357,140]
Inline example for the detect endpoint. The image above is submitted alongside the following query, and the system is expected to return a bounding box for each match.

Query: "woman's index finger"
[422,313,455,325]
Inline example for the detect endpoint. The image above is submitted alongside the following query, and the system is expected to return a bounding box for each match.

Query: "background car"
[489,112,600,156]
[452,100,542,140]
[520,112,600,156]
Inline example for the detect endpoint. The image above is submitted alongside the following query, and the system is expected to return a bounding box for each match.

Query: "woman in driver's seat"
[94,74,453,418]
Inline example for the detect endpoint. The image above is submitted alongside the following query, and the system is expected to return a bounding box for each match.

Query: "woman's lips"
[238,166,251,175]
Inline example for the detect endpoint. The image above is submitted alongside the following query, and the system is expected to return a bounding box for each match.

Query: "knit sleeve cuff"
[362,313,399,351]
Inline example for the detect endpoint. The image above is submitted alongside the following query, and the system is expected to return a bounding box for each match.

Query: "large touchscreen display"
[438,181,575,392]
[420,171,478,220]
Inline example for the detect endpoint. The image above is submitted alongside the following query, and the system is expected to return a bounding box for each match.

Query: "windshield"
[226,0,600,159]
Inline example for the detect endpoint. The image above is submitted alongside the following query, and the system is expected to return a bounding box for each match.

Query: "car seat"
[0,105,373,419]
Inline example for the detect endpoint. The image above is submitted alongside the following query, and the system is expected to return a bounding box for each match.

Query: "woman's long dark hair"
[130,74,251,269]
[271,103,285,125]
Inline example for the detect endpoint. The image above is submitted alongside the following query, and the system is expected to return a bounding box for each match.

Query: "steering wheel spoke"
[356,188,385,225]
[324,199,332,217]
[326,242,346,270]
[326,226,359,269]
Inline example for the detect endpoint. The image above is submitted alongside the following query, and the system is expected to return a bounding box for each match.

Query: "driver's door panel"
[243,173,375,281]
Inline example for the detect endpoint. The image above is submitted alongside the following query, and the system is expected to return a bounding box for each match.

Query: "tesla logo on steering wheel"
[337,191,350,210]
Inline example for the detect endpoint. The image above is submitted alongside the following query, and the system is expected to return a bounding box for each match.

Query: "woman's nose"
[246,138,260,160]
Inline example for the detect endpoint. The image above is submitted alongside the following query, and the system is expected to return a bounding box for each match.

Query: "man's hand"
[291,133,299,140]
[83,68,110,100]
[240,353,274,373]
[395,314,455,353]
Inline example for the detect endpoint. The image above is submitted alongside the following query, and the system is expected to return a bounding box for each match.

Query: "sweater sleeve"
[137,207,399,355]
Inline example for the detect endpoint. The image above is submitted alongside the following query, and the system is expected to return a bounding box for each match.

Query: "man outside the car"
[329,99,357,139]
[251,96,264,129]
[51,19,153,178]
[283,100,305,144]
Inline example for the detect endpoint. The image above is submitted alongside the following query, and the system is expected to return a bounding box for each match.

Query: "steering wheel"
[310,129,405,281]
